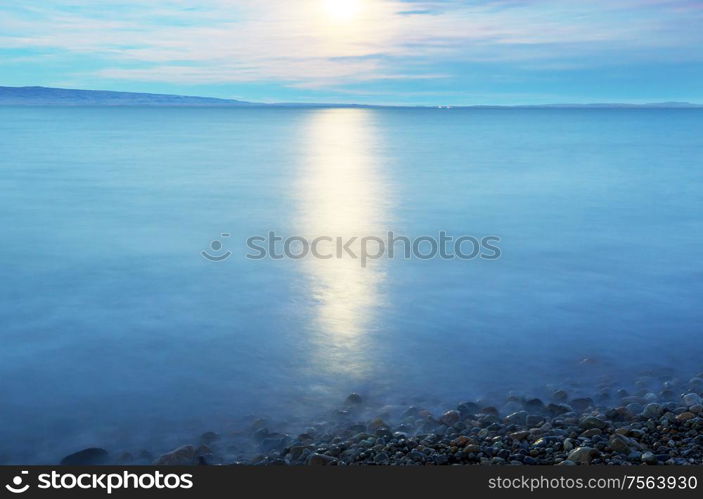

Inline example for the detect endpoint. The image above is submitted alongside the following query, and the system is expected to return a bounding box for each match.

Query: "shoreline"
[58,369,703,466]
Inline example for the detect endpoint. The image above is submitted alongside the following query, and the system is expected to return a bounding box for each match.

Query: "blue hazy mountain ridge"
[0,86,702,108]
[0,86,255,106]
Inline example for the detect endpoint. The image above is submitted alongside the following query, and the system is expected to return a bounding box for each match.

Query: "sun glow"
[323,0,363,22]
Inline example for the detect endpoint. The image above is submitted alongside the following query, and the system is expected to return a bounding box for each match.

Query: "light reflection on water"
[295,109,391,378]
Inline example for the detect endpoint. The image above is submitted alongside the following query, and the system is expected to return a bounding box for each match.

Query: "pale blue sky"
[1,0,702,105]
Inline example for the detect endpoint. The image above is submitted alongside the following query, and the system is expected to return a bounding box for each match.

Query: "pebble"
[580,416,607,430]
[100,369,703,467]
[505,411,528,426]
[683,393,702,407]
[642,403,664,418]
[439,410,461,426]
[568,447,598,465]
[346,393,363,405]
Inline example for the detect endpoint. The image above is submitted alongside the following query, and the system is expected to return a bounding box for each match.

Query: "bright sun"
[323,0,362,22]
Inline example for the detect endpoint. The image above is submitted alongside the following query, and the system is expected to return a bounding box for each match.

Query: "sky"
[1,0,703,105]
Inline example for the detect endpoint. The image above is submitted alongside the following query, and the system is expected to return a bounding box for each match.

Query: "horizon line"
[1,85,702,109]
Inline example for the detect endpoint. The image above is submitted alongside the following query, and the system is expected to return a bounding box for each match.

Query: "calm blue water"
[1,107,702,463]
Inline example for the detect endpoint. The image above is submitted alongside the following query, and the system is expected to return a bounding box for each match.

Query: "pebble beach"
[59,368,703,466]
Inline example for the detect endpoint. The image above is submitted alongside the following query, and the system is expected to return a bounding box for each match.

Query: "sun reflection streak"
[295,109,391,377]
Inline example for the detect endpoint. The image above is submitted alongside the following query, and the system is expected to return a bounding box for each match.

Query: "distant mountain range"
[0,86,257,107]
[1,86,701,108]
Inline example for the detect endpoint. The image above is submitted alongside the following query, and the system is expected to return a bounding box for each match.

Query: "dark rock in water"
[504,411,528,426]
[567,447,598,465]
[609,434,638,454]
[570,398,594,412]
[580,416,607,430]
[524,398,545,413]
[60,448,109,466]
[683,393,702,407]
[345,393,363,405]
[547,403,572,416]
[481,406,500,417]
[526,415,544,427]
[642,403,664,418]
[439,410,460,426]
[605,406,633,422]
[580,428,602,438]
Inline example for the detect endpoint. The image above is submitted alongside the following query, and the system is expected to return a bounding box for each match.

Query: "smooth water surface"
[1,107,702,462]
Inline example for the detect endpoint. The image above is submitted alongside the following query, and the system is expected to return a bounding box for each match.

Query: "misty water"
[1,106,702,463]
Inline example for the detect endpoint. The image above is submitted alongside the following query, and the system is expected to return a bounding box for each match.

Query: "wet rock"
[60,448,109,466]
[524,398,545,413]
[641,451,657,465]
[440,410,461,426]
[510,431,530,441]
[676,412,695,423]
[526,415,544,427]
[605,406,633,422]
[567,447,598,465]
[642,403,664,419]
[457,401,480,417]
[505,411,528,426]
[580,416,607,430]
[580,428,602,438]
[563,438,576,452]
[609,434,638,454]
[481,406,500,417]
[682,393,702,407]
[547,403,573,416]
[368,418,387,431]
[346,393,363,405]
